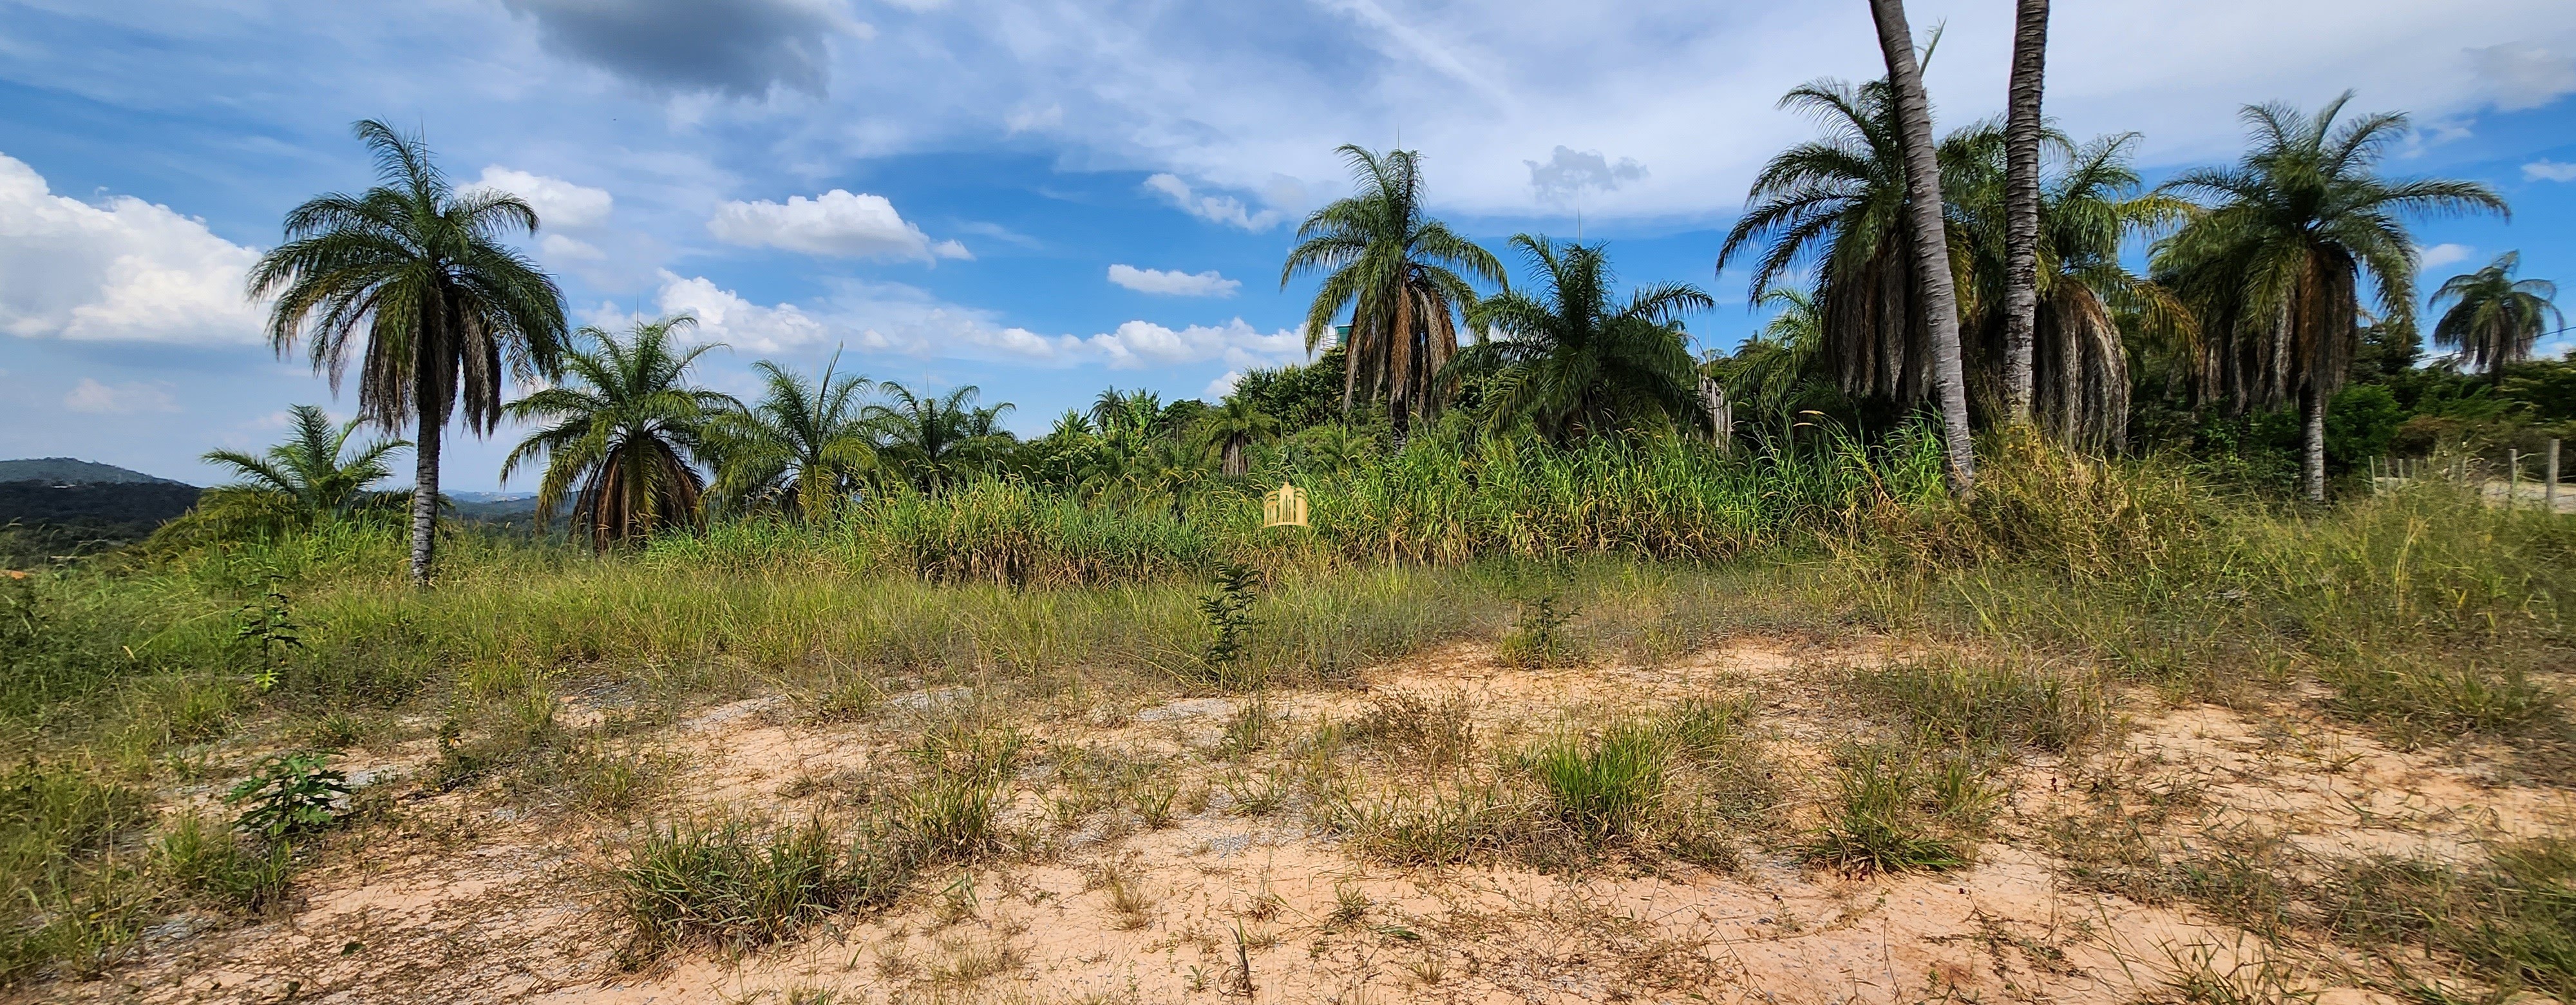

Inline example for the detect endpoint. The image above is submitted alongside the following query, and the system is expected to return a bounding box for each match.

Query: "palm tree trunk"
[2301,379,2327,503]
[1868,0,1978,495]
[410,403,440,587]
[2002,0,2049,427]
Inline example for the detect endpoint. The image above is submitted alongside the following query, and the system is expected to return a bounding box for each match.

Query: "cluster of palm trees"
[241,12,2565,584]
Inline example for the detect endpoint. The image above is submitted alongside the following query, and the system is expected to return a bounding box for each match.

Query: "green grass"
[1846,658,2112,753]
[1803,742,1994,874]
[1527,722,1669,845]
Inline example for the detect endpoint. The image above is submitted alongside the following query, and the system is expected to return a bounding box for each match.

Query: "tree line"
[221,1,2564,586]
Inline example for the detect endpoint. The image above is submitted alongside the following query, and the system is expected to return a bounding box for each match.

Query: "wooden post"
[2550,439,2561,513]
[2510,449,2522,509]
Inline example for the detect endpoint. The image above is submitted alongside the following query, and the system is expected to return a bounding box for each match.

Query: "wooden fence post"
[2550,439,2562,513]
[2511,448,2523,510]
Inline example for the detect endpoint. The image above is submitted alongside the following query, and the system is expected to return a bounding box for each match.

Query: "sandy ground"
[26,635,2570,1005]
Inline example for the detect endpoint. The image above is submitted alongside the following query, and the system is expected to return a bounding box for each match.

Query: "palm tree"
[1282,145,1504,431]
[1953,134,2192,449]
[1716,80,1996,416]
[1198,394,1282,476]
[870,382,1014,495]
[2154,93,2505,500]
[708,358,876,520]
[2000,0,2050,425]
[1454,236,1713,442]
[249,119,568,586]
[198,404,408,532]
[1088,387,1164,437]
[1706,288,1834,433]
[500,315,734,551]
[2430,251,2561,379]
[1866,0,1976,493]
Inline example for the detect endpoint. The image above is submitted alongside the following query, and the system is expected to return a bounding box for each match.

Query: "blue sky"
[3,0,2574,489]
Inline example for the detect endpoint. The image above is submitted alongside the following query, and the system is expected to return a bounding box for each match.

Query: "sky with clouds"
[3,0,2575,488]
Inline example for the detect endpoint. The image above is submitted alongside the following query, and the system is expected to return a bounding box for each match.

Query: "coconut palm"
[870,382,1014,495]
[2154,93,2505,500]
[2000,0,2052,424]
[2430,251,2562,379]
[708,358,876,520]
[1866,0,1976,493]
[500,316,734,550]
[1454,236,1713,442]
[249,119,567,586]
[198,404,408,532]
[1953,134,2192,449]
[1198,394,1282,476]
[1282,145,1504,430]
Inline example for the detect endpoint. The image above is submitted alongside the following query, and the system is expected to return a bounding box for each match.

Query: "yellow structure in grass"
[1262,482,1309,528]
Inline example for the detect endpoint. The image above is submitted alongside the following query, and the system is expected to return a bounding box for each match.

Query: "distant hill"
[0,457,191,486]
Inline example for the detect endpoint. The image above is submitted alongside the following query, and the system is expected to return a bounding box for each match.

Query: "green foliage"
[1497,590,1582,668]
[1527,723,1668,846]
[614,816,869,960]
[230,576,303,692]
[1454,236,1712,441]
[1194,563,1263,684]
[224,752,349,839]
[156,814,294,913]
[1803,742,1992,874]
[502,315,732,549]
[2325,384,2404,472]
[1846,658,2108,753]
[0,760,153,982]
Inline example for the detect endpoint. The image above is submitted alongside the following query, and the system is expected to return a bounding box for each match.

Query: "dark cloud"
[503,0,855,98]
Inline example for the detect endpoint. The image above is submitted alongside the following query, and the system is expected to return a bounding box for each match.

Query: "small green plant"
[225,751,349,839]
[1195,562,1263,684]
[230,575,303,692]
[1528,722,1669,846]
[1802,743,1976,874]
[1220,693,1281,758]
[1498,591,1582,668]
[157,814,294,912]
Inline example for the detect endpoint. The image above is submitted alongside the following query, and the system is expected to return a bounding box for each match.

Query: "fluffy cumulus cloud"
[629,271,831,352]
[0,153,265,345]
[1081,318,1302,370]
[1107,264,1240,297]
[64,378,180,414]
[707,189,966,261]
[1526,146,1647,202]
[2419,243,2475,269]
[500,0,867,98]
[1200,369,1244,400]
[466,166,613,228]
[2526,160,2576,182]
[1142,174,1287,231]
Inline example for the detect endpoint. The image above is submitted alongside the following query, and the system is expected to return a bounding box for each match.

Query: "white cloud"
[1005,102,1063,133]
[931,239,974,260]
[1142,173,1287,231]
[466,166,612,228]
[0,153,264,345]
[1200,369,1244,401]
[2419,243,2476,269]
[541,233,607,261]
[64,378,179,414]
[2525,160,2576,182]
[707,189,955,261]
[1108,263,1240,297]
[2470,42,2576,110]
[630,270,831,352]
[1083,318,1303,370]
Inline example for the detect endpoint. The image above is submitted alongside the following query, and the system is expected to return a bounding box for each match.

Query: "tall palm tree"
[1282,145,1504,431]
[708,358,877,520]
[199,404,408,531]
[870,382,1014,495]
[2430,251,2561,379]
[1706,288,1834,433]
[2154,93,2505,501]
[1717,79,1996,418]
[1454,236,1713,442]
[249,119,568,586]
[2000,0,2051,425]
[500,315,734,551]
[1198,394,1282,476]
[1088,387,1164,437]
[1953,134,2192,449]
[1866,0,1976,493]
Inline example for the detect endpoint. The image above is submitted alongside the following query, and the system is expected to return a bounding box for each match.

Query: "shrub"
[225,752,350,839]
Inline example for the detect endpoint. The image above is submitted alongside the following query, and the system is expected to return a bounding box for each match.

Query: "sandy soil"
[26,635,2569,1005]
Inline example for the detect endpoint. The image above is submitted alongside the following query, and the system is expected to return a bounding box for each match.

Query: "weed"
[1803,743,1976,874]
[2320,655,2555,748]
[1529,722,1669,846]
[1327,883,1370,930]
[1220,693,1281,758]
[225,751,349,839]
[1848,658,2110,753]
[1348,691,1477,771]
[156,814,294,913]
[1194,562,1263,685]
[612,816,855,961]
[2150,940,2316,1005]
[1092,859,1155,930]
[1498,590,1584,668]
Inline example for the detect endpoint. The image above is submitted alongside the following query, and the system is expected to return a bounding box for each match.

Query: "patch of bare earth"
[27,636,2570,1005]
